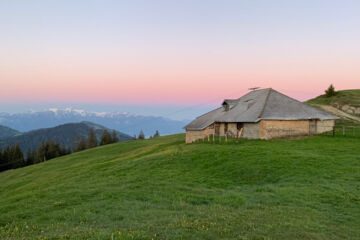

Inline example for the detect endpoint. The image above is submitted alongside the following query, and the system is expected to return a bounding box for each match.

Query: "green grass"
[307,89,360,107]
[1,134,360,239]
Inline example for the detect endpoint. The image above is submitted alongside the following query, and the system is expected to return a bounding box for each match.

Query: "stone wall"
[242,123,260,139]
[316,120,335,133]
[186,119,336,142]
[185,125,215,143]
[259,120,310,139]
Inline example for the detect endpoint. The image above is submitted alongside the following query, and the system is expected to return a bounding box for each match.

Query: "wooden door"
[215,123,220,136]
[309,120,317,134]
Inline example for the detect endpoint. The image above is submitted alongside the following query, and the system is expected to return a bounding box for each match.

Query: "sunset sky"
[0,0,359,119]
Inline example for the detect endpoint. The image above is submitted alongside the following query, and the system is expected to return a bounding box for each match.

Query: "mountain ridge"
[0,108,188,136]
[0,121,132,154]
[0,125,21,140]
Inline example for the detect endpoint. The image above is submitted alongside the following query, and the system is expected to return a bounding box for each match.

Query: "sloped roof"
[184,88,339,130]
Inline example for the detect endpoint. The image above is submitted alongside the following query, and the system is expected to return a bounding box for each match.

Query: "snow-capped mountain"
[0,108,188,136]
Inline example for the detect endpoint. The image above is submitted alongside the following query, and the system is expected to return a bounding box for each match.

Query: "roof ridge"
[257,88,272,118]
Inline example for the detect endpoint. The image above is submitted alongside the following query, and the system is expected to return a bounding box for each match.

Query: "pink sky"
[1,1,359,107]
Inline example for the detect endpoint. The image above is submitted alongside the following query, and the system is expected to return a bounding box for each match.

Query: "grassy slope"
[307,89,360,107]
[0,134,360,239]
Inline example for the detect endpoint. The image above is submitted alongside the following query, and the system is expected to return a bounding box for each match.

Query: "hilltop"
[0,121,132,154]
[0,134,359,239]
[307,89,360,123]
[307,89,360,107]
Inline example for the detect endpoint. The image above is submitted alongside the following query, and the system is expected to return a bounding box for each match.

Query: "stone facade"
[316,120,335,133]
[259,120,310,139]
[242,123,260,139]
[185,119,336,143]
[185,125,215,143]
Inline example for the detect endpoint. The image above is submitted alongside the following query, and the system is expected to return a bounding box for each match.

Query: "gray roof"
[184,88,339,130]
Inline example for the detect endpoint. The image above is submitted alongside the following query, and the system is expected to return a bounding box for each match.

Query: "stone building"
[184,88,339,143]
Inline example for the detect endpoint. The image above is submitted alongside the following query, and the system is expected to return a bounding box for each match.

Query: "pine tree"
[26,149,37,166]
[26,149,34,166]
[59,144,68,156]
[138,130,145,140]
[0,147,4,172]
[72,135,79,152]
[12,143,25,168]
[38,141,46,162]
[46,139,56,160]
[77,138,87,151]
[1,146,12,171]
[100,130,112,145]
[87,128,98,148]
[153,130,160,138]
[111,130,119,143]
[325,84,336,97]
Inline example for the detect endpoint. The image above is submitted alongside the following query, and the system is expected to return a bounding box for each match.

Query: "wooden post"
[213,134,215,143]
[208,134,210,142]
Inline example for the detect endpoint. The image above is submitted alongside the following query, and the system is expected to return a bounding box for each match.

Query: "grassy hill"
[0,134,359,239]
[307,89,360,107]
[307,89,360,126]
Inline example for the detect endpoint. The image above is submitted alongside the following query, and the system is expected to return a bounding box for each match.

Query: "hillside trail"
[314,104,360,122]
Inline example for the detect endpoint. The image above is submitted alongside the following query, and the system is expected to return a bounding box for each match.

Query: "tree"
[138,130,145,140]
[0,147,5,172]
[2,145,12,171]
[77,138,88,151]
[46,139,59,160]
[38,141,46,162]
[72,135,80,152]
[88,128,98,148]
[26,149,37,166]
[100,130,112,145]
[153,130,160,138]
[12,143,25,168]
[111,130,119,143]
[325,84,336,97]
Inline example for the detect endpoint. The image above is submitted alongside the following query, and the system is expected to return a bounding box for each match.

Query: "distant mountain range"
[0,125,21,140]
[0,108,188,136]
[0,121,133,154]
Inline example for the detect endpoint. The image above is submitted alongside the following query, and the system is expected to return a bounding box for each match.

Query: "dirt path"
[314,104,360,122]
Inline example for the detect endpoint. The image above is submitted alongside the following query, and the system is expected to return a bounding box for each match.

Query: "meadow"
[0,133,359,239]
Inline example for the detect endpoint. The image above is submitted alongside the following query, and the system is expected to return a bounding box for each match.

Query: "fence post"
[343,126,345,136]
